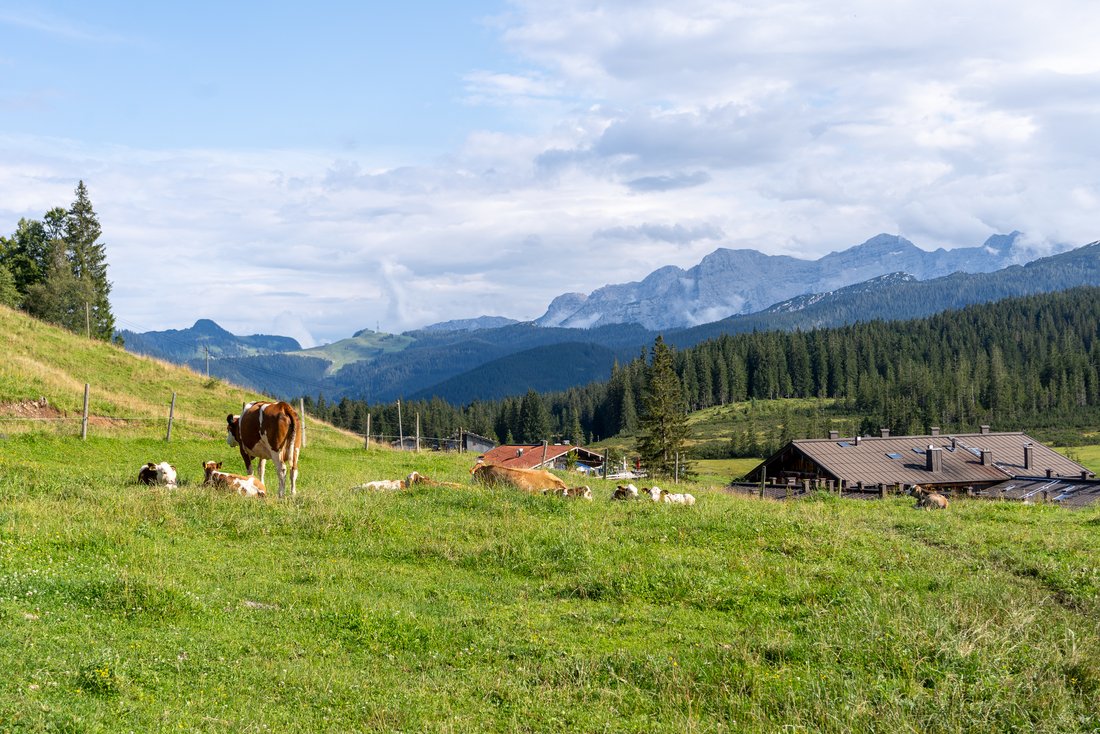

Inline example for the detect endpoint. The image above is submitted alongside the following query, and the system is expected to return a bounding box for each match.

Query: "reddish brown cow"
[470,463,569,493]
[227,401,302,498]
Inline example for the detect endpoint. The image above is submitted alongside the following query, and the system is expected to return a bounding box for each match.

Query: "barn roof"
[750,431,1090,488]
[979,476,1100,508]
[478,443,604,470]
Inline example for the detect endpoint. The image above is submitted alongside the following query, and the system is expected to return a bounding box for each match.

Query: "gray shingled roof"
[759,432,1089,487]
[980,477,1100,508]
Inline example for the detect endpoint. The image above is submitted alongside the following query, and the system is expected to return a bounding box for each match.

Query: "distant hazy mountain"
[119,318,300,362]
[534,232,1040,330]
[419,315,519,332]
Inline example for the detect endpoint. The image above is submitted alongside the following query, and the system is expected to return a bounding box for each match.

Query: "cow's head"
[226,414,241,447]
[202,460,222,484]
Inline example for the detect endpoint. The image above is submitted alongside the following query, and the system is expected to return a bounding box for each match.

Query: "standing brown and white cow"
[227,401,302,497]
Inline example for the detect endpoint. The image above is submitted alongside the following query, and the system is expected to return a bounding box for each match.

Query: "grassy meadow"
[2,306,1100,731]
[2,435,1099,732]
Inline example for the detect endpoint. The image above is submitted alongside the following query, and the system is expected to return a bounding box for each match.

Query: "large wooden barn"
[746,426,1092,495]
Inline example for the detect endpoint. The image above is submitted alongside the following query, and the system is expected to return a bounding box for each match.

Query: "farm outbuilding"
[745,426,1092,496]
[478,443,605,474]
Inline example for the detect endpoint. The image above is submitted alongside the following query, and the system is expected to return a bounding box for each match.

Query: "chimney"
[1046,468,1053,479]
[1024,443,1033,471]
[829,430,839,440]
[980,449,993,466]
[931,426,941,436]
[926,445,943,473]
[880,428,890,438]
[980,425,991,435]
[1082,470,1090,481]
[950,438,957,451]
[854,436,861,445]
[516,448,524,457]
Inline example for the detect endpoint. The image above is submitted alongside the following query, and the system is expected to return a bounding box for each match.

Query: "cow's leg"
[241,451,253,476]
[289,446,299,495]
[276,460,288,498]
[258,458,267,485]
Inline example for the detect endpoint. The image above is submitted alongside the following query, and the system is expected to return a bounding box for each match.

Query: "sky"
[2,1,1099,347]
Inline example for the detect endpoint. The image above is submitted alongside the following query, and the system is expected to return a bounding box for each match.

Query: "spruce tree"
[25,237,94,332]
[636,336,693,479]
[65,181,115,340]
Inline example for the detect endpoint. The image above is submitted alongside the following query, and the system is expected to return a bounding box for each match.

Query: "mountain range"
[533,232,1034,330]
[120,233,1100,404]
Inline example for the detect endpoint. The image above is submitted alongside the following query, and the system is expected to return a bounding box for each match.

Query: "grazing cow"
[202,461,266,497]
[138,462,177,488]
[227,401,302,498]
[542,485,594,500]
[660,489,697,506]
[909,484,949,510]
[470,463,569,493]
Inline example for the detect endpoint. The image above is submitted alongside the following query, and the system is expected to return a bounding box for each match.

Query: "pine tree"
[636,336,693,478]
[65,181,115,340]
[519,389,552,443]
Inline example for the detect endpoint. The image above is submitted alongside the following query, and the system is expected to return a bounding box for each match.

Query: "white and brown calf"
[542,485,594,500]
[138,461,177,488]
[203,461,266,498]
[611,483,641,500]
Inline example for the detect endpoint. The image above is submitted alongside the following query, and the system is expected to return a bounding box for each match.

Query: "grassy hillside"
[295,329,416,373]
[0,305,360,447]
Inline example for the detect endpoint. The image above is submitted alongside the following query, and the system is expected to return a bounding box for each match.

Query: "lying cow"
[909,484,948,510]
[661,489,696,506]
[611,484,641,500]
[542,485,594,500]
[202,461,266,497]
[470,463,568,493]
[227,401,301,498]
[138,461,177,488]
[355,471,432,492]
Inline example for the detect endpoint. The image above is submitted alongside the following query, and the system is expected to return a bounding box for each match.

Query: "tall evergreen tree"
[519,389,552,443]
[636,336,693,478]
[65,181,115,340]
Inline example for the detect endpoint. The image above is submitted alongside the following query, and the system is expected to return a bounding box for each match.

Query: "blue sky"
[2,1,1099,346]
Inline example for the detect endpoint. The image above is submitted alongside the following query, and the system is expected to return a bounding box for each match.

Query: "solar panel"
[837,441,851,447]
[885,452,903,459]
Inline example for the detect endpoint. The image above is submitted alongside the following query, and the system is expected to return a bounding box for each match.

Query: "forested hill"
[311,287,1100,452]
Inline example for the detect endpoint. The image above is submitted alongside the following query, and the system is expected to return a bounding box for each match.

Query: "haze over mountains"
[120,233,1100,404]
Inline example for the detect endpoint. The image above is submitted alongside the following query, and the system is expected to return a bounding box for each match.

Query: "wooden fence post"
[165,392,176,442]
[416,413,421,453]
[541,440,548,467]
[81,384,89,440]
[365,413,371,448]
[602,449,609,479]
[298,398,307,448]
[397,400,404,451]
[674,452,680,484]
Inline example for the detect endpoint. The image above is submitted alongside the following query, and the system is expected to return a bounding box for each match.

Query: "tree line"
[305,287,1100,461]
[0,181,116,340]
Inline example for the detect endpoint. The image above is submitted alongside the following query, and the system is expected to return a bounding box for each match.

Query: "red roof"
[479,444,601,470]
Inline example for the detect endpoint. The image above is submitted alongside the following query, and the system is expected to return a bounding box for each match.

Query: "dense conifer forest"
[304,287,1100,454]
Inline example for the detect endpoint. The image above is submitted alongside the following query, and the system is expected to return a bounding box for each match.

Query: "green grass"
[3,306,1099,731]
[1,434,1098,732]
